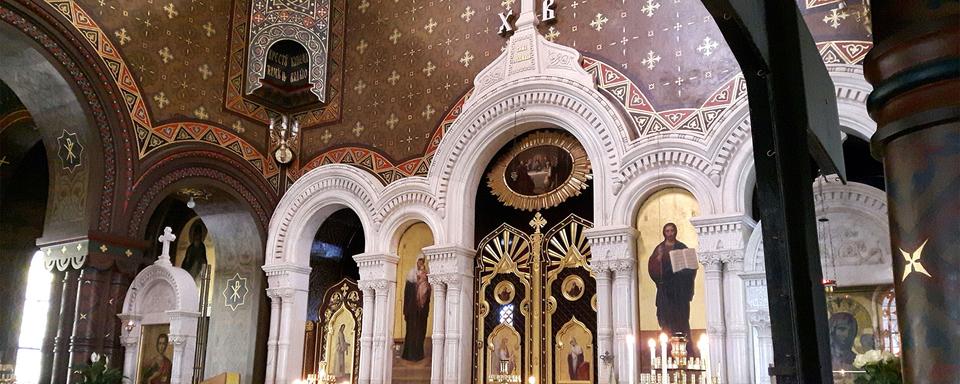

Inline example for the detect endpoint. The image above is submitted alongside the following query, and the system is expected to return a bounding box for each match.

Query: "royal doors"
[474,213,597,384]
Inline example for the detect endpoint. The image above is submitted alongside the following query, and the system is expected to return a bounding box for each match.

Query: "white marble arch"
[261,164,381,384]
[119,228,200,384]
[261,2,884,384]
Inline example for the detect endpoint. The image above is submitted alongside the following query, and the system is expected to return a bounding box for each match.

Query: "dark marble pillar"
[105,269,131,369]
[864,1,959,382]
[50,270,78,384]
[67,267,108,384]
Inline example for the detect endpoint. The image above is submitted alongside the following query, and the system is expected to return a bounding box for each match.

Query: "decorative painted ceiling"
[32,0,871,185]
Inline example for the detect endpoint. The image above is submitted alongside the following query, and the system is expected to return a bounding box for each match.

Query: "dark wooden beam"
[700,1,842,382]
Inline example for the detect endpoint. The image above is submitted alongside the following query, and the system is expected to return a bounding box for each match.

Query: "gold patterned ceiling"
[50,0,871,180]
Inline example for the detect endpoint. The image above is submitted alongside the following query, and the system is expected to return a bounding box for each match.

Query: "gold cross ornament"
[900,239,932,281]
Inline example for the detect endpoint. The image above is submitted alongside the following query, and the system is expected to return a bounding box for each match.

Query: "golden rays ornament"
[487,131,592,211]
[900,239,932,281]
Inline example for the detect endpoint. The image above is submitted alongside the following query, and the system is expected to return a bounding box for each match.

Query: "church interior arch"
[300,207,364,382]
[139,179,269,384]
[0,83,49,376]
[472,128,598,384]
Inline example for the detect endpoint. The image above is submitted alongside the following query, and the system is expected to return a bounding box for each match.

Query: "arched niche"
[135,172,270,384]
[249,39,319,111]
[119,228,200,384]
[390,221,435,381]
[0,81,49,364]
[634,188,707,356]
[301,207,364,381]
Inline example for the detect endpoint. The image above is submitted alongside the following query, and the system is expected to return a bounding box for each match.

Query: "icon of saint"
[567,337,590,380]
[143,333,172,384]
[180,221,208,279]
[401,255,431,361]
[647,223,697,339]
[829,312,858,370]
[333,324,351,376]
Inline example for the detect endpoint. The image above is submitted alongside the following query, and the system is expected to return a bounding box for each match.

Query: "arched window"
[15,251,53,383]
[879,287,900,355]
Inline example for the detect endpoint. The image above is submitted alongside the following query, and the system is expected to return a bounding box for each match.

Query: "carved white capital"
[691,214,755,268]
[262,262,312,291]
[358,278,390,292]
[748,310,772,338]
[354,253,400,282]
[586,226,637,275]
[423,244,474,277]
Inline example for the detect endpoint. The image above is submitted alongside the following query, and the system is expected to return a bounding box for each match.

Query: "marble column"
[354,252,398,384]
[117,314,141,384]
[370,280,391,384]
[692,214,755,384]
[427,277,447,384]
[356,284,376,384]
[68,267,109,384]
[50,270,78,384]
[592,266,614,384]
[585,226,638,383]
[723,258,749,384]
[423,244,474,384]
[865,2,959,381]
[442,276,464,384]
[262,262,311,384]
[264,288,281,384]
[701,260,727,381]
[748,311,773,384]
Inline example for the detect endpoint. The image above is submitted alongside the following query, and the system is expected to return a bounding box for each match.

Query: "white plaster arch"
[612,163,720,226]
[829,64,876,141]
[429,80,634,244]
[265,164,381,267]
[741,180,892,285]
[375,187,444,254]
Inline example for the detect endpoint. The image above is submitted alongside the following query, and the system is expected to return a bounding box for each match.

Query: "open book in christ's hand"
[669,248,699,272]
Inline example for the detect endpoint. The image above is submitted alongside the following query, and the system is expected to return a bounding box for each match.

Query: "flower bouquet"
[72,352,124,384]
[852,350,902,384]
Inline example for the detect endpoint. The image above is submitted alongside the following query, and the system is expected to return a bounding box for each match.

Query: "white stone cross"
[157,226,176,265]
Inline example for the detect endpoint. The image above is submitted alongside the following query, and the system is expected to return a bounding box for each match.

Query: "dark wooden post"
[701,1,846,382]
[864,1,960,382]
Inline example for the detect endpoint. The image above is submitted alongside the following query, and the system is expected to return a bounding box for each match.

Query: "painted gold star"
[900,239,931,281]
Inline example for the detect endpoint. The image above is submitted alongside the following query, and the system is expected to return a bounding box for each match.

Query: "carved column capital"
[585,226,637,261]
[691,214,755,270]
[262,262,312,291]
[748,310,772,337]
[168,334,188,345]
[358,278,390,292]
[423,244,474,276]
[354,252,400,282]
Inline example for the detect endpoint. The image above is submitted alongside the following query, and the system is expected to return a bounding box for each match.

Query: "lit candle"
[528,376,536,384]
[648,338,657,377]
[698,334,710,384]
[660,333,669,384]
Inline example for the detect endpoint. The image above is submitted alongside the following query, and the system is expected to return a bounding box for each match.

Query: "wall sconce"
[270,114,299,165]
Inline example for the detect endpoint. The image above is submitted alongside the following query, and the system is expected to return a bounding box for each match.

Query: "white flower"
[853,353,867,368]
[90,352,100,363]
[854,349,888,368]
[881,351,895,362]
[865,349,882,363]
